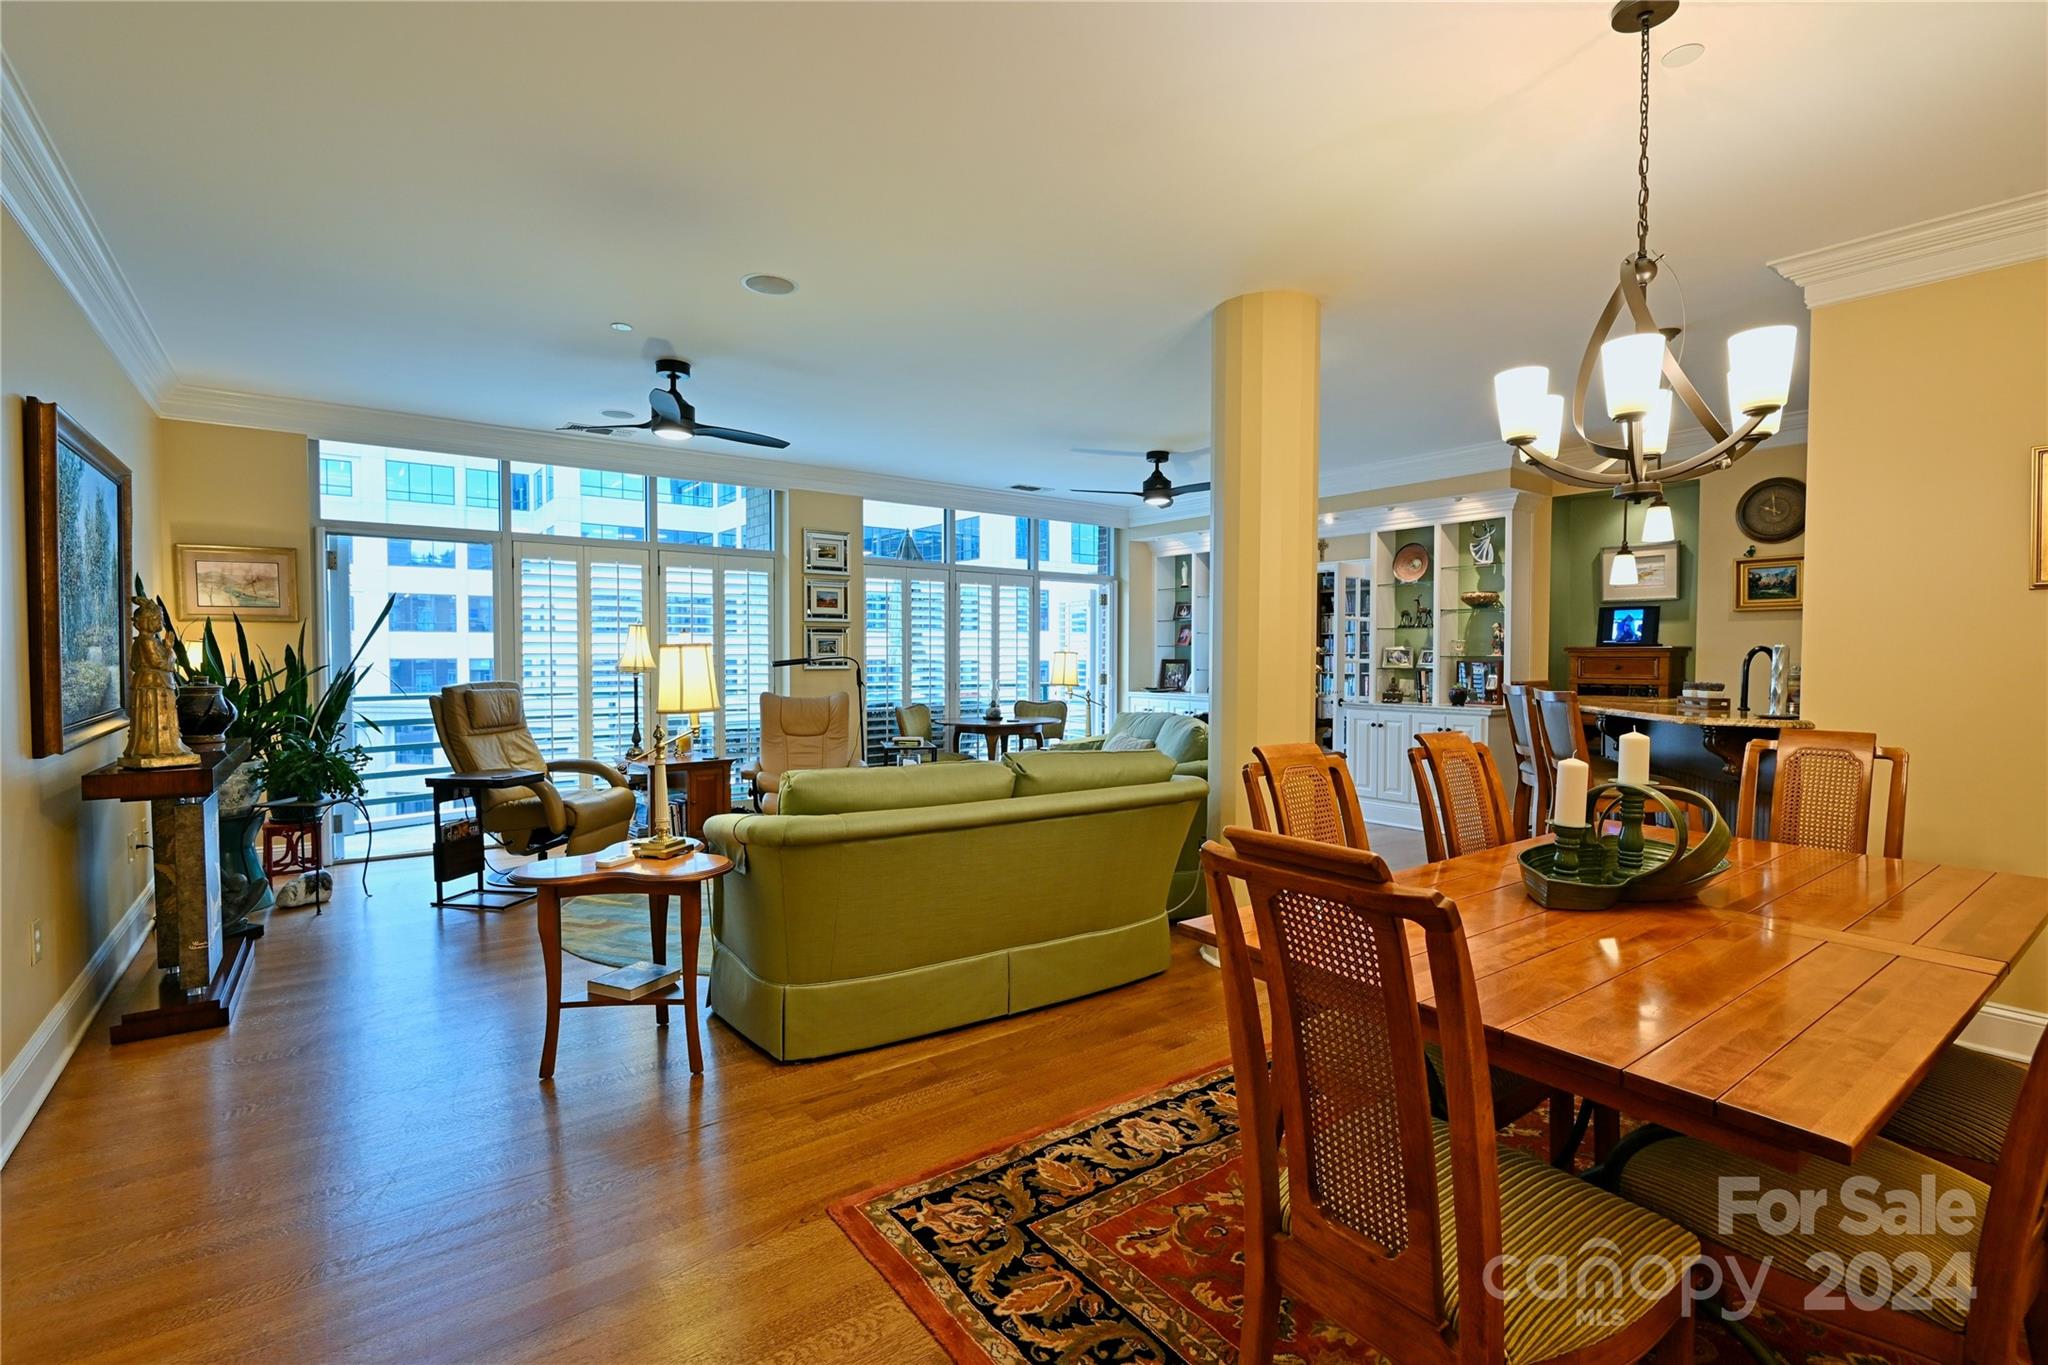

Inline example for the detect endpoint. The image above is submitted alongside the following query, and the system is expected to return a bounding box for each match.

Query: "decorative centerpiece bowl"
[1519,781,1731,909]
[1459,590,1502,609]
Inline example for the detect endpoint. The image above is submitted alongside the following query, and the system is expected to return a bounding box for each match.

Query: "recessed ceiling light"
[1662,42,1705,67]
[601,409,635,420]
[610,321,634,332]
[742,274,797,296]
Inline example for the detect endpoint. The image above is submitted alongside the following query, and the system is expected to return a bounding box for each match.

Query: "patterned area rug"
[558,894,713,974]
[833,1066,1933,1365]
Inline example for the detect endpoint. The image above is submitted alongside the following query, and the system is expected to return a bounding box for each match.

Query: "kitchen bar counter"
[1579,698,1813,730]
[1579,699,1809,830]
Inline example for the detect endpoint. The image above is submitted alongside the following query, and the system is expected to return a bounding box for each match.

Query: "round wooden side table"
[508,844,733,1079]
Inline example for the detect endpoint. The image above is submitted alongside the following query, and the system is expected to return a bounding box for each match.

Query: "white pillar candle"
[1617,730,1651,786]
[1553,757,1590,828]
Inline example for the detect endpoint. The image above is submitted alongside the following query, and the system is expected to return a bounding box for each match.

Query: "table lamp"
[617,624,655,752]
[634,642,722,860]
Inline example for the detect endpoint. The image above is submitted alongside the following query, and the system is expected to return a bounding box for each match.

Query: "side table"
[509,846,734,1078]
[425,769,546,910]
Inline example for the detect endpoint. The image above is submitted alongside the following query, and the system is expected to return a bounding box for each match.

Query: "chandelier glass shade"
[1493,1,1795,504]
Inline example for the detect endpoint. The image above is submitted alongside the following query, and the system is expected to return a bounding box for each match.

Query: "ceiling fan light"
[1608,548,1640,587]
[1600,333,1666,421]
[1144,491,1173,509]
[656,428,690,441]
[1727,370,1784,436]
[1493,366,1550,443]
[1727,325,1797,415]
[1640,389,1674,456]
[1641,497,1675,543]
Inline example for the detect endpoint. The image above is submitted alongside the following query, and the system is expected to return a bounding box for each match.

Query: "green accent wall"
[1545,482,1699,684]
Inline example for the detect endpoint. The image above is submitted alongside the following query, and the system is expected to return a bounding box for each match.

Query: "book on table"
[587,961,685,1000]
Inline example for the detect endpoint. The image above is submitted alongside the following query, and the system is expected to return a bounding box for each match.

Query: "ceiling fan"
[1071,449,1210,509]
[559,358,789,448]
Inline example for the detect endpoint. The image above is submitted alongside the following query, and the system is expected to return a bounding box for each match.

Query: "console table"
[1565,644,1689,698]
[81,742,256,1043]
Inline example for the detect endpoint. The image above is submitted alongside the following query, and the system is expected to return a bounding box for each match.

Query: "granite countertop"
[1579,699,1814,730]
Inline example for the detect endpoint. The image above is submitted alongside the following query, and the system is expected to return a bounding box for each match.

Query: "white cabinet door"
[1373,711,1416,804]
[1339,707,1376,794]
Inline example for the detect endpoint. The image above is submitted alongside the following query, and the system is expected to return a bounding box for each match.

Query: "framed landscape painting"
[1736,554,1803,611]
[174,543,300,621]
[23,399,132,756]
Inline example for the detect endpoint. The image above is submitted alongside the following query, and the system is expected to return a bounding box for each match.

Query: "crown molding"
[1126,440,1511,529]
[156,381,1131,526]
[1,53,175,402]
[1770,192,2048,309]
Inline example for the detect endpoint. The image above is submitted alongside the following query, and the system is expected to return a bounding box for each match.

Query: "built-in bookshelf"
[1150,550,1210,695]
[1315,558,1371,748]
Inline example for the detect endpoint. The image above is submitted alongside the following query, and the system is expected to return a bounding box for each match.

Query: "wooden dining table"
[1179,835,2048,1169]
[940,714,1051,758]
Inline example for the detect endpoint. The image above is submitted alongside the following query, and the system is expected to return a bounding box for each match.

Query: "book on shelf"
[587,961,686,1000]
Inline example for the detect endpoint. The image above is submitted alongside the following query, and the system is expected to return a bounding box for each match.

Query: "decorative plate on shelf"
[1737,477,1806,543]
[1391,542,1431,582]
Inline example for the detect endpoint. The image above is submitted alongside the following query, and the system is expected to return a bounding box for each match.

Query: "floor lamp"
[618,624,655,753]
[1050,649,1101,736]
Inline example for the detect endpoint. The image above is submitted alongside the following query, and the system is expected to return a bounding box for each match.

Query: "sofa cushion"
[1102,733,1155,752]
[777,762,1015,816]
[1004,748,1174,797]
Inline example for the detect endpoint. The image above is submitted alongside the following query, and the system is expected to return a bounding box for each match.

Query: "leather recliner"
[429,682,636,855]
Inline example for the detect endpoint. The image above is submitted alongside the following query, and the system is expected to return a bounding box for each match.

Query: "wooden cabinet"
[1339,703,1516,829]
[1565,645,1690,698]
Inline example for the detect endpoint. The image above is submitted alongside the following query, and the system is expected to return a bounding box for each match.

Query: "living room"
[4,4,2046,1362]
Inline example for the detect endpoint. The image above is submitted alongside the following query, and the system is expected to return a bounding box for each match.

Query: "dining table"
[1178,834,2048,1170]
[939,714,1052,759]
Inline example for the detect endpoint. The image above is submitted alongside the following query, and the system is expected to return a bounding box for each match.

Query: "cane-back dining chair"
[1502,683,1548,840]
[1735,730,1909,857]
[1204,828,1700,1365]
[1408,730,1516,864]
[1611,1025,2048,1365]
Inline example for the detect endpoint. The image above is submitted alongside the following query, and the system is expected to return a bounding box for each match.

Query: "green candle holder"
[1520,782,1732,909]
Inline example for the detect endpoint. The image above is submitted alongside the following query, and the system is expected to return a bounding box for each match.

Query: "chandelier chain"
[1636,15,1652,261]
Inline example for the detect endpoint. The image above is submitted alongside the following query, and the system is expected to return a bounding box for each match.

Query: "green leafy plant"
[253,730,371,809]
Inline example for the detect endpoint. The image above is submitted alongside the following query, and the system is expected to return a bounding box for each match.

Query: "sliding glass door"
[658,550,774,767]
[514,542,648,772]
[956,572,1032,715]
[864,568,948,760]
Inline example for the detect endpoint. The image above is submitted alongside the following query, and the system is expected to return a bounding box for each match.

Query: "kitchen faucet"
[1739,643,1792,718]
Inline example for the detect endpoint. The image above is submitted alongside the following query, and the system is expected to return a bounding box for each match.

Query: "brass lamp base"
[631,834,696,861]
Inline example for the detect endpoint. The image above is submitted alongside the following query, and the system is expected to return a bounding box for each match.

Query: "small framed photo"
[804,628,850,666]
[1735,555,1803,611]
[1172,601,1193,621]
[175,543,300,621]
[1175,623,1193,647]
[1157,658,1192,691]
[1419,648,1435,668]
[1383,645,1413,668]
[804,579,849,622]
[803,529,851,575]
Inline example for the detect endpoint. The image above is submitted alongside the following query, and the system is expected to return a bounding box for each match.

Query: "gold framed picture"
[1734,554,1802,611]
[2032,445,2046,590]
[174,543,300,621]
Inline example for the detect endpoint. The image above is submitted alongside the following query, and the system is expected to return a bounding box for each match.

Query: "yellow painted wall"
[1,209,166,1072]
[777,489,866,733]
[1803,259,2048,1011]
[1694,443,1807,687]
[157,421,314,662]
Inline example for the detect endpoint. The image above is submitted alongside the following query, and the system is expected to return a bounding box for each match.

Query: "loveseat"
[1055,711,1209,919]
[701,751,1206,1061]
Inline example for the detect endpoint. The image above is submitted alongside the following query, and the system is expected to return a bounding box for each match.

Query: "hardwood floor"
[0,856,1242,1363]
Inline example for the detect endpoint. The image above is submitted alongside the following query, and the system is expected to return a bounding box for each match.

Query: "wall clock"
[1736,477,1806,543]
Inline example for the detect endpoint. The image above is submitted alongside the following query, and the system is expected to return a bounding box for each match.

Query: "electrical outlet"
[32,920,43,965]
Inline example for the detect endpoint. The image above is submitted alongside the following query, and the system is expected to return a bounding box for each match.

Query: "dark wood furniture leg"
[538,887,563,1080]
[681,882,704,1074]
[649,892,670,1028]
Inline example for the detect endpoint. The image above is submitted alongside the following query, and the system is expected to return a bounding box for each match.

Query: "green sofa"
[700,752,1207,1061]
[1055,711,1210,920]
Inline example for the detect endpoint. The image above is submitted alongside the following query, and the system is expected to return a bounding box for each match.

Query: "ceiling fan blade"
[692,424,791,449]
[1069,488,1147,496]
[1170,481,1211,495]
[559,419,653,435]
[649,388,685,424]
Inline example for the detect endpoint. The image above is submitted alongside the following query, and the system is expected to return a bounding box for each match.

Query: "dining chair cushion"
[1102,733,1156,752]
[1004,748,1173,798]
[1880,1043,2023,1172]
[776,762,1015,816]
[1616,1133,1984,1332]
[1278,1120,1698,1363]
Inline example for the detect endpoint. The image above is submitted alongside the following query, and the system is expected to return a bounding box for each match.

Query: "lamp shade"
[1727,370,1784,436]
[617,623,655,673]
[657,642,721,715]
[1049,649,1081,689]
[1530,393,1565,458]
[1640,389,1674,456]
[1492,366,1550,443]
[1608,548,1640,587]
[1727,325,1796,415]
[1640,498,1675,543]
[1600,333,1666,420]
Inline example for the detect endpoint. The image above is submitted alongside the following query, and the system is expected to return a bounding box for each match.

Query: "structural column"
[1207,290,1321,833]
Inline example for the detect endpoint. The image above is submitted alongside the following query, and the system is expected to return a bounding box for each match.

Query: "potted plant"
[250,730,371,823]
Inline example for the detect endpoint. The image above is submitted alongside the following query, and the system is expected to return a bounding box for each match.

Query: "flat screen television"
[1597,605,1660,646]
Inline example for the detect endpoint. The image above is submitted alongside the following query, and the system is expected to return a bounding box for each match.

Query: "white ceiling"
[4,2,2043,510]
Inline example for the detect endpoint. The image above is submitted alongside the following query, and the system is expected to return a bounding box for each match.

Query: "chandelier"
[1492,0,1796,565]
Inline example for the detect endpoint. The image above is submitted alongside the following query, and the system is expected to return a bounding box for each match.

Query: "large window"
[954,511,1030,570]
[465,468,498,510]
[390,592,456,632]
[657,480,773,548]
[511,461,646,540]
[320,457,353,498]
[320,443,497,531]
[387,460,456,506]
[863,501,945,562]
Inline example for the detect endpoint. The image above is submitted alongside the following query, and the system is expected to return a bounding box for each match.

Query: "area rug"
[559,894,713,974]
[832,1066,1934,1365]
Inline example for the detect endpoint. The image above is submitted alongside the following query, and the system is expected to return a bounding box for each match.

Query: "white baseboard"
[1,881,154,1167]
[1955,1002,2047,1063]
